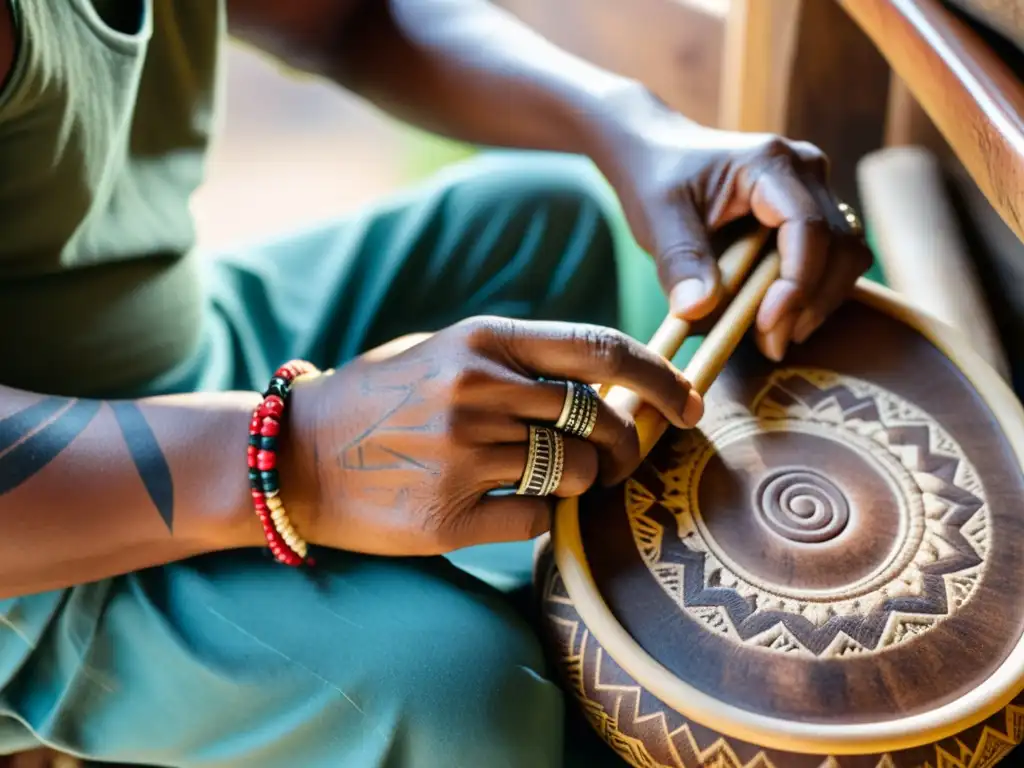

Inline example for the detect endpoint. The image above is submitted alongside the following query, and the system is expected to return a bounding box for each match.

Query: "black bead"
[248,468,261,490]
[264,377,290,400]
[260,435,278,452]
[261,470,279,492]
[248,433,260,448]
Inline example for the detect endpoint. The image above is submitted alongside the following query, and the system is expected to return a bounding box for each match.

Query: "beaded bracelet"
[247,359,319,567]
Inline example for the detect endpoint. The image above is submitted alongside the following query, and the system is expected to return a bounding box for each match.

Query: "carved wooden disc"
[573,299,1024,732]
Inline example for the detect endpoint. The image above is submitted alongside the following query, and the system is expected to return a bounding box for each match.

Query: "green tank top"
[0,0,222,396]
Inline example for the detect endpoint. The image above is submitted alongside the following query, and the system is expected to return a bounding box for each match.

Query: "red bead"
[266,525,288,545]
[273,545,295,563]
[258,403,283,421]
[249,361,319,569]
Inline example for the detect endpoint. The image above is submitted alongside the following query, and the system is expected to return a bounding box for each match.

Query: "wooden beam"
[720,0,891,206]
[839,0,1024,244]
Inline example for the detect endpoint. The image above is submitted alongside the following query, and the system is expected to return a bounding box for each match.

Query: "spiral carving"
[753,467,850,544]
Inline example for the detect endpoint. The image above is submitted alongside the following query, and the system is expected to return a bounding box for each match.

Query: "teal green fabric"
[0,151,635,768]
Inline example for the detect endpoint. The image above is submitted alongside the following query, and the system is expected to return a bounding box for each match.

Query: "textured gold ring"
[837,201,864,237]
[517,425,565,496]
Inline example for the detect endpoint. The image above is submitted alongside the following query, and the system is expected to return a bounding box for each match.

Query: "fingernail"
[793,309,820,344]
[763,312,797,362]
[670,278,710,316]
[682,389,704,426]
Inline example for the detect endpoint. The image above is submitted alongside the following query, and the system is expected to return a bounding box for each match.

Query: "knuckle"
[791,139,828,164]
[662,377,690,414]
[448,364,496,404]
[759,136,795,162]
[659,241,709,270]
[446,407,477,444]
[576,325,630,374]
[453,315,510,351]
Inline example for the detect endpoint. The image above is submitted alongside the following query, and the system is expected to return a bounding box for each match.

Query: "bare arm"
[226,0,657,164]
[0,386,283,599]
[0,2,320,598]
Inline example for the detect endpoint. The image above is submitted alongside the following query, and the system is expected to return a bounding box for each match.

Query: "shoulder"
[0,1,13,90]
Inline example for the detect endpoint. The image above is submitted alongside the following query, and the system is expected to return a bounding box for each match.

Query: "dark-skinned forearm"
[230,0,666,165]
[0,386,282,598]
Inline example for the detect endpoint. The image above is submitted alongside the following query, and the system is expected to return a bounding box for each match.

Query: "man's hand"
[289,316,704,557]
[594,95,873,362]
[223,0,871,362]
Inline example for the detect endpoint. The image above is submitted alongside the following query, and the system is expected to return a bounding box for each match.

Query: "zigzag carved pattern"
[764,373,961,482]
[539,554,1024,768]
[641,372,986,655]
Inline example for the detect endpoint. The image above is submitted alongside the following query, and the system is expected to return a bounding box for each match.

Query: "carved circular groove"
[627,368,991,659]
[754,467,850,543]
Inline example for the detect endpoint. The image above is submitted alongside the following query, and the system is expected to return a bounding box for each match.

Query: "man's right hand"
[288,316,703,556]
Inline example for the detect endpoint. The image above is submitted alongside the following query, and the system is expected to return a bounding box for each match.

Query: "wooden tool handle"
[630,251,780,458]
[857,146,1010,380]
[602,229,769,411]
[683,252,781,395]
[601,229,775,460]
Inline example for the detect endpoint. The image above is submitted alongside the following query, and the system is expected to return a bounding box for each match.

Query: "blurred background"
[192,42,477,254]
[193,0,733,255]
[191,0,1024,387]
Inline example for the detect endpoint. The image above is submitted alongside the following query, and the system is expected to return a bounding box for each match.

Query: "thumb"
[653,200,722,320]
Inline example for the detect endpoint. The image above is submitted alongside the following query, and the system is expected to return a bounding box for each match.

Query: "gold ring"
[516,425,565,496]
[553,381,599,440]
[837,201,864,237]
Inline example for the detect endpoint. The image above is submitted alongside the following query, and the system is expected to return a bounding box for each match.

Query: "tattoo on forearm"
[0,398,102,495]
[111,402,175,532]
[0,397,175,531]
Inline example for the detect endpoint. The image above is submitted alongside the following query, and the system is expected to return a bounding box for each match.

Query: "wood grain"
[542,291,1024,763]
[583,302,1024,720]
[883,73,951,155]
[839,0,1024,245]
[719,0,891,206]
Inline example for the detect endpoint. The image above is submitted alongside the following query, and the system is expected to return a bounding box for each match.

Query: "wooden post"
[720,0,892,206]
